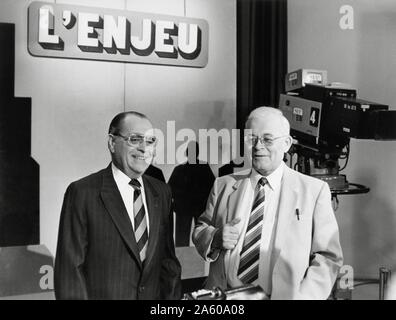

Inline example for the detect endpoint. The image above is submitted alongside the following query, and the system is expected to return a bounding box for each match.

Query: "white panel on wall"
[125,0,236,180]
[2,0,129,255]
[128,0,184,16]
[0,0,236,256]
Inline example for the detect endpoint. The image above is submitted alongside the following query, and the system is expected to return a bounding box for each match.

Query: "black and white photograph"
[0,0,396,305]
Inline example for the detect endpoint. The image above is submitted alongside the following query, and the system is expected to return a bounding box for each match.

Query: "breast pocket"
[289,209,313,249]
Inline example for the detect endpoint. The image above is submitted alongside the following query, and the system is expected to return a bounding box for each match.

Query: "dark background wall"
[0,23,39,247]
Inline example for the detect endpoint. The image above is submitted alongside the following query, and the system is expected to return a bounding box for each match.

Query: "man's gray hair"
[246,106,290,135]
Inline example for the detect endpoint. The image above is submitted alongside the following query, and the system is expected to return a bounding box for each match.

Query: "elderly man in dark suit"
[54,111,181,300]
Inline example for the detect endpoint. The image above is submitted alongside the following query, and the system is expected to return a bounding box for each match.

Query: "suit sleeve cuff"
[204,228,220,262]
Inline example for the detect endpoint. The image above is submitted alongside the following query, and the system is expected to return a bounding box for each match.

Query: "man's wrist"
[205,228,221,261]
[211,228,221,249]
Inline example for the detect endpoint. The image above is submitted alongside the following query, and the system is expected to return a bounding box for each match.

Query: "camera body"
[279,69,396,190]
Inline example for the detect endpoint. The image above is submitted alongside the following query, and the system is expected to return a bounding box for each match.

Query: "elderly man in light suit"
[193,106,343,300]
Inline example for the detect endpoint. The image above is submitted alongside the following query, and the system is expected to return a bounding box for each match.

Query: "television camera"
[279,69,396,193]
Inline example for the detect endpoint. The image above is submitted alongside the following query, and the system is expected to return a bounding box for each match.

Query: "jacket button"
[139,286,145,293]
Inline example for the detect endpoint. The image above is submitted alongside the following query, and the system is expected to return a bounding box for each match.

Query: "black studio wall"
[0,23,39,246]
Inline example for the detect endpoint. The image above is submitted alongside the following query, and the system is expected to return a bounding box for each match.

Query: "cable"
[332,196,339,211]
[353,281,379,288]
[339,143,350,171]
[288,153,293,168]
[123,64,126,111]
[123,0,127,111]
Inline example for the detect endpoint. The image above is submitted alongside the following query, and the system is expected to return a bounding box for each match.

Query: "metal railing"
[332,267,391,300]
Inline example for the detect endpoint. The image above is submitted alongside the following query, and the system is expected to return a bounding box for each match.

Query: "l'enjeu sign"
[28,2,209,67]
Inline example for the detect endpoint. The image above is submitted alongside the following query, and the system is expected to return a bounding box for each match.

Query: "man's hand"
[212,218,241,250]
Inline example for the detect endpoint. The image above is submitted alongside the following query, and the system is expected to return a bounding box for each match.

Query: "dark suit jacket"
[54,164,182,300]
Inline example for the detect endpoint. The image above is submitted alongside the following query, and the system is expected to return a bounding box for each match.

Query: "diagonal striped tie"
[129,179,148,263]
[237,177,267,284]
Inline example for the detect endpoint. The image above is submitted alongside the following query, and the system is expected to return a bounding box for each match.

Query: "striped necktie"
[129,179,148,262]
[237,177,267,284]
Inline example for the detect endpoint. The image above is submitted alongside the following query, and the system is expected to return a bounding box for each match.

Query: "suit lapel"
[141,175,160,268]
[224,171,252,276]
[272,165,299,269]
[100,164,142,268]
[227,170,252,223]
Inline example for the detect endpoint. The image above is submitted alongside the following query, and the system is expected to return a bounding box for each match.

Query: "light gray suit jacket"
[193,164,343,300]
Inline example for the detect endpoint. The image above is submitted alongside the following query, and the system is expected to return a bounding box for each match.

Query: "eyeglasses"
[110,133,157,147]
[244,134,288,147]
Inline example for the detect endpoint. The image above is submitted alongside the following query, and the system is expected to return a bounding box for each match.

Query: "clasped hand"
[212,218,241,250]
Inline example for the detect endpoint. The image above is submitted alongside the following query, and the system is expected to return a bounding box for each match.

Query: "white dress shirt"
[111,163,150,234]
[227,161,284,295]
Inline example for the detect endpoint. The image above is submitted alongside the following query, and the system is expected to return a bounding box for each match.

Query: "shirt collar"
[250,161,284,191]
[111,163,143,188]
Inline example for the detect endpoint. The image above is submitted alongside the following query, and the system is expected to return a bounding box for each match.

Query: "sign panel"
[28,1,209,67]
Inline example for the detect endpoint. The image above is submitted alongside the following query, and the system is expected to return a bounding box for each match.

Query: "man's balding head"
[246,106,290,136]
[245,106,292,176]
